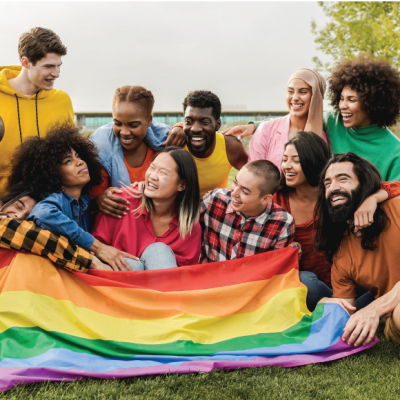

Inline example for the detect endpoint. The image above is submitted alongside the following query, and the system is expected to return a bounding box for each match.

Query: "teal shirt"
[323,111,400,181]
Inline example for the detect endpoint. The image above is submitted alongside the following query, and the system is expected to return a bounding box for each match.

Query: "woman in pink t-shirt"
[222,68,328,169]
[91,147,202,271]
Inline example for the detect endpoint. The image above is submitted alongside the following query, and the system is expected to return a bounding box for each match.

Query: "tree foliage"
[311,2,400,71]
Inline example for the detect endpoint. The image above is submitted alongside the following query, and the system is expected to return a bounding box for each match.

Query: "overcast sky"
[1,1,328,112]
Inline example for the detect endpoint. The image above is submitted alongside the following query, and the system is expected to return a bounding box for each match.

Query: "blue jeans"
[299,271,375,311]
[123,242,178,271]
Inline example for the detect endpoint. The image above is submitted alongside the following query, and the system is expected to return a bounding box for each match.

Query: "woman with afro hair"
[324,53,400,181]
[9,125,138,271]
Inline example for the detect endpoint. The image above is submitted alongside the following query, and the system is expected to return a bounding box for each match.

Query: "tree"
[311,2,400,71]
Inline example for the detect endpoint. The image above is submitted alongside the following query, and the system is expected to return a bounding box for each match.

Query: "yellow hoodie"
[0,66,74,197]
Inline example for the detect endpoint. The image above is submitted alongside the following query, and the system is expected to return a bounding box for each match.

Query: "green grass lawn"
[227,168,238,189]
[1,325,400,399]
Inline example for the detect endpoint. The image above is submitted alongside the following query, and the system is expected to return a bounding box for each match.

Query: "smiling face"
[230,167,272,219]
[183,106,221,158]
[60,148,90,190]
[323,161,362,222]
[286,79,312,119]
[23,53,62,91]
[0,196,37,220]
[113,102,152,152]
[281,144,308,188]
[339,86,372,128]
[144,152,186,201]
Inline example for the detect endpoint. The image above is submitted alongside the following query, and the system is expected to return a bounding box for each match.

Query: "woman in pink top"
[91,147,202,270]
[223,68,328,169]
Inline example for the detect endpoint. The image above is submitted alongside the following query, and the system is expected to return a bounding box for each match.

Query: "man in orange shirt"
[314,152,400,348]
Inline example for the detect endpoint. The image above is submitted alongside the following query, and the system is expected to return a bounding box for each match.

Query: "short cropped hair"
[183,90,221,120]
[328,53,400,127]
[18,27,67,65]
[245,160,280,197]
[112,85,155,117]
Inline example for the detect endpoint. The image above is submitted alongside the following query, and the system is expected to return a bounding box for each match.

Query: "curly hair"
[112,85,154,117]
[183,90,221,120]
[8,125,103,200]
[328,53,400,127]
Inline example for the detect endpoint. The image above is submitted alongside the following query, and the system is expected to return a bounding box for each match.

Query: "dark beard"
[185,132,215,156]
[326,186,363,224]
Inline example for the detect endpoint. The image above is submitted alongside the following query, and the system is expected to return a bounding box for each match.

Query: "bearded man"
[314,152,400,347]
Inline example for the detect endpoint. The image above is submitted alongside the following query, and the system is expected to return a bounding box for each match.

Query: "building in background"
[75,111,288,133]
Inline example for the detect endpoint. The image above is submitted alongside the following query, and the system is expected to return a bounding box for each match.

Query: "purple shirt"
[248,115,329,169]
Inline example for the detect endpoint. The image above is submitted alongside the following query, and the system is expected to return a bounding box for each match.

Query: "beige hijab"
[287,68,326,136]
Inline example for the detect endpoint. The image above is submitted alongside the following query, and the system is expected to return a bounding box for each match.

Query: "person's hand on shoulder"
[354,189,389,231]
[220,124,255,140]
[94,187,130,219]
[130,181,145,192]
[163,125,186,148]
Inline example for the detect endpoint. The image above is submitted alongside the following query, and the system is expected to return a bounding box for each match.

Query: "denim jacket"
[90,121,171,188]
[28,192,94,249]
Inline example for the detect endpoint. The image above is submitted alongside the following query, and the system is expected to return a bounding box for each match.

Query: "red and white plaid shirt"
[200,189,295,263]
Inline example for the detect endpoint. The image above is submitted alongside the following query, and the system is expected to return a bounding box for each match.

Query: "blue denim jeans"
[299,271,375,312]
[123,242,178,271]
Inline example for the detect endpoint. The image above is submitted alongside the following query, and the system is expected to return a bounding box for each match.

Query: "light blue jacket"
[28,192,94,249]
[90,121,171,188]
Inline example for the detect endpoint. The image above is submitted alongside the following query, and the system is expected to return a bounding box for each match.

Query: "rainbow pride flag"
[0,247,377,392]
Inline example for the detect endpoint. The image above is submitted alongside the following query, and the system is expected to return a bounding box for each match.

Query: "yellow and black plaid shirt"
[0,216,92,272]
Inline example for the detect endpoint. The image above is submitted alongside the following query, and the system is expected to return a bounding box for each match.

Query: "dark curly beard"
[326,185,363,224]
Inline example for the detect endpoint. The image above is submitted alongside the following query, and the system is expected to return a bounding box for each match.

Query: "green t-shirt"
[251,112,400,181]
[323,111,400,181]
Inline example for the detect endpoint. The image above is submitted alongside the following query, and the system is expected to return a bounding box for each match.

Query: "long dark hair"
[280,131,330,192]
[127,146,200,238]
[313,152,388,262]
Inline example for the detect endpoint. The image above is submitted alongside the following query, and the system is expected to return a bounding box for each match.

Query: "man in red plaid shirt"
[200,160,295,263]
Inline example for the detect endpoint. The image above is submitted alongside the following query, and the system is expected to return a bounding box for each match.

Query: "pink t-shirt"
[91,192,202,266]
[248,114,329,169]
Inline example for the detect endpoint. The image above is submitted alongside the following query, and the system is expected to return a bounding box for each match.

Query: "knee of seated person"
[299,271,318,285]
[142,242,173,255]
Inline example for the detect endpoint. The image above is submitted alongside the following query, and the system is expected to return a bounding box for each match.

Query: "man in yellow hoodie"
[0,27,74,196]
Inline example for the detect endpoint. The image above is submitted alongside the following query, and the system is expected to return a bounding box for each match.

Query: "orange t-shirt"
[123,147,157,185]
[89,147,157,198]
[332,197,400,300]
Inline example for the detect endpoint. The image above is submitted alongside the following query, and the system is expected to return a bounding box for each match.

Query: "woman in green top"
[323,53,400,181]
[224,54,400,181]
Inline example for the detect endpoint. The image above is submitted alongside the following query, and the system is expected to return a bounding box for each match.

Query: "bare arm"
[225,135,248,170]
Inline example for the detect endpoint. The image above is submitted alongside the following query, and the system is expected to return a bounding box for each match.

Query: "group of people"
[2,27,400,350]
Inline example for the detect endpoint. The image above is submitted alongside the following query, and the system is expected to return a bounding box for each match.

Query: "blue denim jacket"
[28,192,94,249]
[90,121,171,188]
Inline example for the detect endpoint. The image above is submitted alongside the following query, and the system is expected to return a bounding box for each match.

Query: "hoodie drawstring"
[14,94,23,144]
[14,91,40,143]
[35,91,40,138]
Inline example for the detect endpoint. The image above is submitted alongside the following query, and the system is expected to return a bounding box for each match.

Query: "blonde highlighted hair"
[123,147,200,239]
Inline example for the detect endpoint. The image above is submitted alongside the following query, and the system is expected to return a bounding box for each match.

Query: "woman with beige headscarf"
[222,68,327,168]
